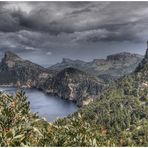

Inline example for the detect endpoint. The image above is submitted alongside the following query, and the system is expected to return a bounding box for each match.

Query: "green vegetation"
[0,91,51,146]
[0,58,148,146]
[54,68,148,146]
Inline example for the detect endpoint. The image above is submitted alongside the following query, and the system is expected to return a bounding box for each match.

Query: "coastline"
[0,83,79,106]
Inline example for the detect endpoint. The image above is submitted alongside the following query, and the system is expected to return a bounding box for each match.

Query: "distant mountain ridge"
[49,52,143,82]
[106,52,142,61]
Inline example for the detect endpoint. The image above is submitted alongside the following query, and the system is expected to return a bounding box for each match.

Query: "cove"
[0,87,78,122]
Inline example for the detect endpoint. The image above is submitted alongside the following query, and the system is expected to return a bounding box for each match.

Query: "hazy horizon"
[0,42,146,67]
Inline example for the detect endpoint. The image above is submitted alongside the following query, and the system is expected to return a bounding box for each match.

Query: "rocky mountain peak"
[57,67,86,77]
[145,41,148,58]
[62,58,73,63]
[62,58,85,64]
[0,51,50,86]
[135,44,148,72]
[145,48,148,59]
[106,52,140,61]
[4,51,21,61]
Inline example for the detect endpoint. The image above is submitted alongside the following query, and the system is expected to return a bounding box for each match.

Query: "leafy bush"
[0,91,52,146]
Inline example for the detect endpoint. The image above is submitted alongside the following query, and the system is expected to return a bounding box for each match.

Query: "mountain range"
[49,52,143,82]
[0,51,143,106]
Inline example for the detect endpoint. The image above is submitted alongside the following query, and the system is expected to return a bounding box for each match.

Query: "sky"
[0,1,148,67]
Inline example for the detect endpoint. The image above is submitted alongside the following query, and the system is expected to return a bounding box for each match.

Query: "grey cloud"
[0,1,148,58]
[5,2,147,42]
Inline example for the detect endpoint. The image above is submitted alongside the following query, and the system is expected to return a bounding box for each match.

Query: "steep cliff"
[0,51,51,87]
[44,67,105,106]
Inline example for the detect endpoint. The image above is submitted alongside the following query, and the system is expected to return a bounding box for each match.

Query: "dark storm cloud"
[0,1,148,43]
[0,1,148,61]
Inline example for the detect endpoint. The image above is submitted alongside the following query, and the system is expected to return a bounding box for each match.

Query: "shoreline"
[0,84,78,105]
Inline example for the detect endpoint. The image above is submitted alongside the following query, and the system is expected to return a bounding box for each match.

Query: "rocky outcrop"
[0,51,51,87]
[135,48,148,72]
[106,52,142,61]
[145,47,148,59]
[44,67,105,106]
[50,58,86,71]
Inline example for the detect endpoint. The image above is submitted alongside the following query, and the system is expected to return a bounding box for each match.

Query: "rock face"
[49,52,143,82]
[136,48,148,72]
[106,52,141,61]
[44,67,105,106]
[50,58,86,72]
[145,47,148,59]
[0,51,50,87]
